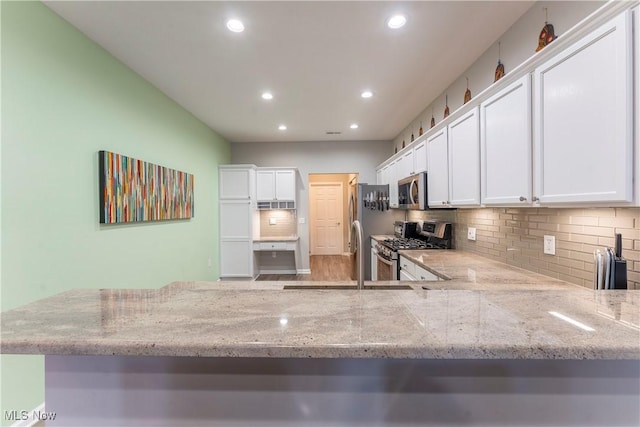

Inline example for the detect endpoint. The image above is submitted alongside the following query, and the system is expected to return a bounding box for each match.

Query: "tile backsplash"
[259,210,297,237]
[409,207,639,290]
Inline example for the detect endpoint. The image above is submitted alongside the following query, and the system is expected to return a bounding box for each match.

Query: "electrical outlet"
[298,217,306,224]
[467,227,476,241]
[269,217,277,225]
[544,235,556,255]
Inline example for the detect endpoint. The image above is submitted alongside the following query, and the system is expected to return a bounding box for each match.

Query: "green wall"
[0,1,230,420]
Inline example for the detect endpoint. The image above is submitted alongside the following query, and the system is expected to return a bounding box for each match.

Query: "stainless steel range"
[375,220,452,280]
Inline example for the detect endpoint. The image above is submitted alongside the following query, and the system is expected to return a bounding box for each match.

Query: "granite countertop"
[1,252,639,360]
[398,250,586,291]
[254,236,299,242]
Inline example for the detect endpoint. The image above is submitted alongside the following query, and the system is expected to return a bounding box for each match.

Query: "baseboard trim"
[10,402,46,427]
[297,269,311,274]
[259,269,297,275]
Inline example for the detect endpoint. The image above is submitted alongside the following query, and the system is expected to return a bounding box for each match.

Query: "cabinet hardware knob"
[532,196,540,202]
[519,196,527,202]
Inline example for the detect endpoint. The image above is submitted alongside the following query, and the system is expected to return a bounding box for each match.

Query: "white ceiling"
[44,1,533,143]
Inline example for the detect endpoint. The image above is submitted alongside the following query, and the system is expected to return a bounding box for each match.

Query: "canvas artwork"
[99,151,194,224]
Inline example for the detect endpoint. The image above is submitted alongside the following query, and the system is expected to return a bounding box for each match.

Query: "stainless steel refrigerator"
[349,183,393,280]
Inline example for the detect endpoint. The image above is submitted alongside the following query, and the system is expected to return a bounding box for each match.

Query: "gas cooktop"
[381,238,447,251]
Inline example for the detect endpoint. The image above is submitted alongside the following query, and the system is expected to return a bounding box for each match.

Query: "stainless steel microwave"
[398,173,427,210]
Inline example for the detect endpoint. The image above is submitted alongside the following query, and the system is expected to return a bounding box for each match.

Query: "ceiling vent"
[326,131,342,135]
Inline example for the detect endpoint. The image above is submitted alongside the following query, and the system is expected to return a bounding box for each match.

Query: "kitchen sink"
[283,285,414,290]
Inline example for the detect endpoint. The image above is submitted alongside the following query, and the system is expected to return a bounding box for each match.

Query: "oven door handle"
[377,254,393,266]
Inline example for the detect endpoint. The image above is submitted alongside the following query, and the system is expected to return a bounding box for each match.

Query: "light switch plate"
[544,235,556,255]
[269,217,277,225]
[467,227,476,241]
[298,217,306,224]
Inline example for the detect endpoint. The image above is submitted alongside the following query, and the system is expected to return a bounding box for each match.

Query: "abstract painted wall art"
[99,151,194,224]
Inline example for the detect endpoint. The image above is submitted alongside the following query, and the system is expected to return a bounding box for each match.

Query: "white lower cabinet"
[399,256,440,281]
[371,240,378,281]
[534,11,634,204]
[220,240,255,278]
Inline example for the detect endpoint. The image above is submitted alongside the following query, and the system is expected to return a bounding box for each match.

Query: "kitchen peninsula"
[2,252,639,426]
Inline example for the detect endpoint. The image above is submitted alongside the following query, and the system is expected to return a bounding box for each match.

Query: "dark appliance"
[375,220,453,280]
[398,173,427,210]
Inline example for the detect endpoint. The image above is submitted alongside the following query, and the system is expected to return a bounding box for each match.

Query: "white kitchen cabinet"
[415,264,440,282]
[533,11,634,204]
[480,75,532,205]
[219,166,254,200]
[448,107,480,206]
[370,240,378,281]
[220,200,252,239]
[398,150,414,180]
[413,140,427,174]
[399,269,416,281]
[388,159,399,208]
[220,240,254,278]
[399,256,440,281]
[256,169,296,201]
[219,165,259,279]
[426,127,449,207]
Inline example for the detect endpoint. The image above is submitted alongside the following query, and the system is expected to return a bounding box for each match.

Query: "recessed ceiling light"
[350,123,359,129]
[278,125,287,130]
[261,92,273,100]
[387,15,406,29]
[226,19,245,33]
[361,90,373,99]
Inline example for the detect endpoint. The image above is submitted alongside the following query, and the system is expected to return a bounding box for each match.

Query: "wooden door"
[310,183,344,255]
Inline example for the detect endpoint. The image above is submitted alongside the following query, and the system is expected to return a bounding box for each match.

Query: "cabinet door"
[426,127,449,207]
[256,170,275,200]
[480,75,532,206]
[220,240,253,277]
[388,160,399,208]
[220,200,252,239]
[399,269,416,281]
[399,150,414,178]
[449,107,480,206]
[275,170,296,200]
[534,12,633,204]
[220,168,253,200]
[413,140,427,174]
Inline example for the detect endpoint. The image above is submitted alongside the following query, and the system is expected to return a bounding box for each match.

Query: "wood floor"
[256,255,353,281]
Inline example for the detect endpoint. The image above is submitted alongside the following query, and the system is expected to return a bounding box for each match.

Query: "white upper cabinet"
[448,107,480,206]
[413,140,427,174]
[398,150,414,179]
[388,159,399,208]
[481,75,532,205]
[426,127,449,207]
[219,166,254,200]
[533,11,633,204]
[256,169,296,201]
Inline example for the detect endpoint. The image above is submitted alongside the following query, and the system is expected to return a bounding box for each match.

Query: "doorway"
[308,173,358,256]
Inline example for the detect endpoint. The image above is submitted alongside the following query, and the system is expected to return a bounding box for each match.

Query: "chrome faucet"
[351,220,364,290]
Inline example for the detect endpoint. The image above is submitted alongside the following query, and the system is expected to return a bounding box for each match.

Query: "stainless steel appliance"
[375,220,452,280]
[350,183,394,281]
[398,173,427,210]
